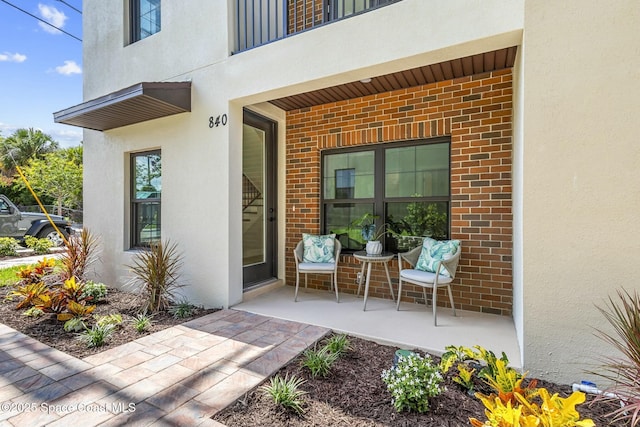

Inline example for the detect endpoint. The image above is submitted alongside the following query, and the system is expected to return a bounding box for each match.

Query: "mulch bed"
[0,286,218,359]
[215,334,619,427]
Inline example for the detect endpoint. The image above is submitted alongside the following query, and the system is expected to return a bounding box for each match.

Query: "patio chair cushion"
[298,262,336,272]
[400,268,453,284]
[415,239,460,277]
[302,233,336,263]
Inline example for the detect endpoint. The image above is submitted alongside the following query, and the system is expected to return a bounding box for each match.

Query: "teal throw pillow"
[413,237,436,271]
[302,233,336,263]
[415,239,460,277]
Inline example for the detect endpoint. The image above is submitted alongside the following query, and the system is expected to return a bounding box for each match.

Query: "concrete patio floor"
[235,284,522,368]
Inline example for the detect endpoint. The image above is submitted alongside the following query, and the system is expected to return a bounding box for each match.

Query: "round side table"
[353,251,395,311]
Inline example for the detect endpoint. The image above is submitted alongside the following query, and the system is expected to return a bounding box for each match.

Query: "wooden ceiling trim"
[269,47,518,111]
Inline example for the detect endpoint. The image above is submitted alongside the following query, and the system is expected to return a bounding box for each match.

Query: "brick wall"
[288,1,324,34]
[285,69,513,316]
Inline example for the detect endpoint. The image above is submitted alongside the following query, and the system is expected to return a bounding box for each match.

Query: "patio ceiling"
[269,47,517,111]
[53,82,192,131]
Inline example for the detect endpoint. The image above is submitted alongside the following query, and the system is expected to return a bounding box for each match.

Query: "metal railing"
[235,0,401,52]
[243,174,262,211]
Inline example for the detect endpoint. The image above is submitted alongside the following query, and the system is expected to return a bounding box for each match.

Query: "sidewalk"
[0,251,64,269]
[0,310,329,426]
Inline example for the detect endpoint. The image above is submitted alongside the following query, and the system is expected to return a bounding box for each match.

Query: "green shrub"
[261,374,307,415]
[95,313,123,328]
[63,317,87,332]
[16,258,56,286]
[381,352,443,413]
[168,299,196,319]
[22,307,44,317]
[132,313,153,333]
[326,334,350,355]
[301,346,339,378]
[592,289,640,426]
[59,228,100,282]
[78,323,115,348]
[126,240,184,313]
[0,237,19,257]
[24,236,53,255]
[452,363,475,392]
[8,282,49,309]
[81,281,107,301]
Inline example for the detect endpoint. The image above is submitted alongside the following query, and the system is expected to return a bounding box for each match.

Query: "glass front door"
[242,110,277,288]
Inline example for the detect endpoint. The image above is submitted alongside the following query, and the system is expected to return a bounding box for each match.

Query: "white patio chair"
[396,242,462,326]
[293,237,341,302]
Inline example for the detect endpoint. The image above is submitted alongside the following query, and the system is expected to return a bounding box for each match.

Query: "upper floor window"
[131,151,161,248]
[321,138,450,253]
[131,0,161,43]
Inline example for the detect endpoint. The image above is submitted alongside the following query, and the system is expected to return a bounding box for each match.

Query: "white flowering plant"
[381,352,443,413]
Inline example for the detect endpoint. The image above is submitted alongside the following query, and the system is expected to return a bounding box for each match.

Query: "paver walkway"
[0,309,329,426]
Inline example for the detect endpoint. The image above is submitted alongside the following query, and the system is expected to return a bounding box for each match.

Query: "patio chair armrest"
[398,245,422,268]
[333,239,342,272]
[293,241,304,264]
[438,245,462,279]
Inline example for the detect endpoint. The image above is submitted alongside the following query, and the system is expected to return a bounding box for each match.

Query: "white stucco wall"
[522,0,640,384]
[511,42,525,369]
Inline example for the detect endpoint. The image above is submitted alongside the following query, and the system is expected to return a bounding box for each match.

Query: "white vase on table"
[365,240,382,255]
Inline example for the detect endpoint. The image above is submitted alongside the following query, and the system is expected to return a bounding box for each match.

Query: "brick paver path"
[0,309,329,426]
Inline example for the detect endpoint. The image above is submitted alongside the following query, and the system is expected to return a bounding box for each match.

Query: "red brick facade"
[285,69,513,316]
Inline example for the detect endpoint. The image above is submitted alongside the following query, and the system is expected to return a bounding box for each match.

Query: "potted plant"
[351,213,388,255]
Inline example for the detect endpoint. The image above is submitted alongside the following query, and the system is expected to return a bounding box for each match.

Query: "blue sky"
[0,0,83,148]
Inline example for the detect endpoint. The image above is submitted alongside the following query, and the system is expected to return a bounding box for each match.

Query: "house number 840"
[209,114,228,128]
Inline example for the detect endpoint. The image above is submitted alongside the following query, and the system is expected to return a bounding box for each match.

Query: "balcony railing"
[235,0,401,53]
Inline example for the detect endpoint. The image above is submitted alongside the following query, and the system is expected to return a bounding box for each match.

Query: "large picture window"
[131,151,161,248]
[131,0,161,43]
[321,138,450,252]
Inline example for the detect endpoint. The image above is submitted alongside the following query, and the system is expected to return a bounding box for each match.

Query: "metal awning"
[53,81,191,131]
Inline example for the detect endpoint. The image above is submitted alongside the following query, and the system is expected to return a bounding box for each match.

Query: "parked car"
[0,194,72,246]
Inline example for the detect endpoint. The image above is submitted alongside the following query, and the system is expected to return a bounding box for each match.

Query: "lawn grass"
[0,265,24,287]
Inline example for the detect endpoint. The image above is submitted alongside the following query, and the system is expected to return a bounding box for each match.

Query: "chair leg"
[294,270,300,302]
[333,271,339,302]
[423,288,428,309]
[396,279,403,310]
[432,286,438,326]
[447,284,456,317]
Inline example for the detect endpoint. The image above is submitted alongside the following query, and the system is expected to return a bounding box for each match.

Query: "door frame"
[242,109,278,288]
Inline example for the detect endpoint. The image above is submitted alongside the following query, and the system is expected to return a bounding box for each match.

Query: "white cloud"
[38,4,68,35]
[55,60,82,76]
[0,122,15,137]
[50,127,83,148]
[0,52,27,63]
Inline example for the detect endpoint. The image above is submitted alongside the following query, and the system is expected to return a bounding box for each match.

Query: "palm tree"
[0,128,59,175]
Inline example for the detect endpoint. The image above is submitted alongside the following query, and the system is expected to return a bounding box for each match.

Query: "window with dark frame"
[131,0,161,43]
[131,151,161,248]
[321,138,451,253]
[335,168,355,199]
